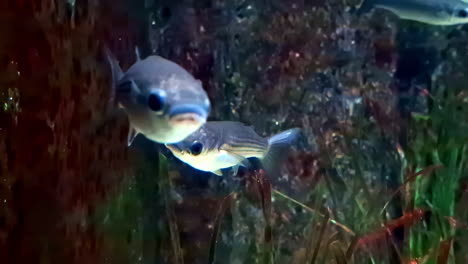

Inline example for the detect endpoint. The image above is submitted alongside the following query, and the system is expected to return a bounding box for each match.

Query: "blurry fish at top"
[105,47,210,146]
[165,121,302,177]
[357,0,468,25]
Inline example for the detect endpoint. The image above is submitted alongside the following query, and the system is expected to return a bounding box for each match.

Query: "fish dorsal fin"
[127,125,139,146]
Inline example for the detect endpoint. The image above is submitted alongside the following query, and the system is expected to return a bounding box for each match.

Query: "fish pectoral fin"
[127,125,139,147]
[220,149,246,163]
[231,165,240,176]
[239,158,252,168]
[217,147,248,164]
[223,152,253,172]
[227,153,252,170]
[212,170,223,176]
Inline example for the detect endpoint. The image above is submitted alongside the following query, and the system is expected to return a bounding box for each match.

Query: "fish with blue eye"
[357,0,468,25]
[165,121,302,177]
[105,47,211,146]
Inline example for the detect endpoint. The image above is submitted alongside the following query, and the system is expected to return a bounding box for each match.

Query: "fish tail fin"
[262,128,302,178]
[82,46,128,145]
[83,46,127,146]
[103,46,124,113]
[135,46,141,61]
[103,46,124,84]
[355,0,374,16]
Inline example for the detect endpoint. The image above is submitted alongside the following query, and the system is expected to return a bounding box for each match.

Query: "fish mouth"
[168,105,208,126]
[169,113,205,126]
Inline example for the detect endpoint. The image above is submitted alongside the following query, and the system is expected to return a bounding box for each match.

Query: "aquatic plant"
[404,56,468,262]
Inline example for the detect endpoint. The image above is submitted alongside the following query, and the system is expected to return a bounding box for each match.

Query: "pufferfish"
[105,47,210,146]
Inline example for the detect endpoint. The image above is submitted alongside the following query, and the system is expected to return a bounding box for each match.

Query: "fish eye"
[458,9,468,18]
[189,142,203,156]
[148,92,165,112]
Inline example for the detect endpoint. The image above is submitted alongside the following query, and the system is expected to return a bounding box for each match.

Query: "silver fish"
[166,121,301,176]
[105,48,210,145]
[358,0,468,25]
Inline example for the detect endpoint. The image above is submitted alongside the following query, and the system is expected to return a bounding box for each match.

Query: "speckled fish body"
[166,121,301,176]
[105,48,211,145]
[359,0,468,25]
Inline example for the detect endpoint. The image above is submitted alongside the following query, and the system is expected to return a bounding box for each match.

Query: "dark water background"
[1,0,468,263]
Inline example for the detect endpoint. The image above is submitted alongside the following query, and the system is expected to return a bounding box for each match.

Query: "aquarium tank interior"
[2,0,468,263]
